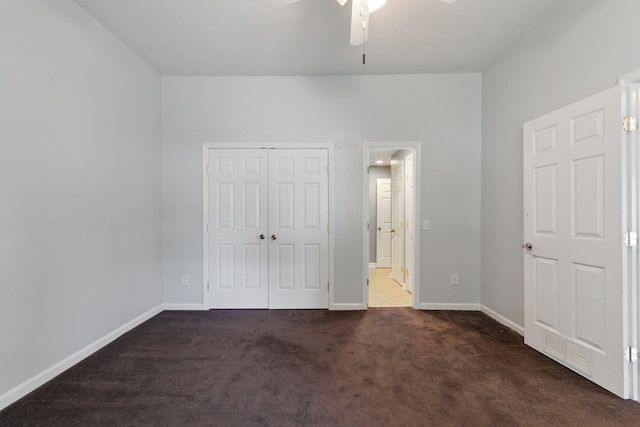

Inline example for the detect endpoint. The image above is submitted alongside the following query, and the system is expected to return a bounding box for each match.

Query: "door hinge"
[367,278,369,287]
[624,231,637,247]
[207,282,210,291]
[206,164,210,174]
[623,116,637,132]
[624,347,638,362]
[327,282,330,291]
[367,166,370,174]
[367,222,370,230]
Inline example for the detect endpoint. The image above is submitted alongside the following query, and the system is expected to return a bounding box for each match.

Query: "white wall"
[0,0,162,400]
[368,166,391,264]
[481,0,640,326]
[162,74,482,307]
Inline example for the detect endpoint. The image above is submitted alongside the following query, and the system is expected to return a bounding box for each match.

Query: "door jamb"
[202,142,334,311]
[362,142,421,309]
[620,71,640,402]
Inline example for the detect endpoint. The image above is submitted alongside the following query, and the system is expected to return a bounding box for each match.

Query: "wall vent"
[544,330,591,375]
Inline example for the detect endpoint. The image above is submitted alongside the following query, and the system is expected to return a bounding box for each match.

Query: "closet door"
[208,149,269,308]
[268,149,329,309]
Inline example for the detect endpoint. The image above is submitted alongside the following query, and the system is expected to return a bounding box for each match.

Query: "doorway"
[363,143,421,309]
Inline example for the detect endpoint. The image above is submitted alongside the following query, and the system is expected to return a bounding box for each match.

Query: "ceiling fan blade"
[265,0,300,7]
[350,0,369,46]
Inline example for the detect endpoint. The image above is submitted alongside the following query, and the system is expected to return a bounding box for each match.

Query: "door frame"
[619,70,640,402]
[202,142,334,310]
[362,141,421,309]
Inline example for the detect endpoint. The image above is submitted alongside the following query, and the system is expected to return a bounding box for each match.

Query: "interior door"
[404,153,414,294]
[207,149,269,308]
[523,85,631,398]
[376,178,392,268]
[268,149,329,309]
[391,161,405,285]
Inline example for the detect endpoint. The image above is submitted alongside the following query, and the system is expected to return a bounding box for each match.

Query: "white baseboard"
[163,303,205,311]
[0,304,164,412]
[480,305,524,336]
[418,303,481,311]
[368,262,377,268]
[330,303,366,311]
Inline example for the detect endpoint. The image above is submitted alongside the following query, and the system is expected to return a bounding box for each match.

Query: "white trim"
[203,143,334,310]
[618,69,640,85]
[0,304,163,411]
[327,144,335,311]
[480,305,525,336]
[164,303,206,311]
[368,262,376,268]
[331,303,366,311]
[418,303,481,311]
[363,142,421,309]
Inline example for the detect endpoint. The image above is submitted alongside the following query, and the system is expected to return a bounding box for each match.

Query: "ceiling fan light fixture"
[336,0,348,5]
[367,0,386,13]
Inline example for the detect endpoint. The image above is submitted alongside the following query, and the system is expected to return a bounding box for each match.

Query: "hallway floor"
[368,267,412,307]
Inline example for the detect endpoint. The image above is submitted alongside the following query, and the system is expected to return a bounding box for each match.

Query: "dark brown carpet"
[1,309,639,426]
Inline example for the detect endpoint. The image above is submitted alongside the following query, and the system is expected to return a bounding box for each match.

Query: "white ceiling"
[74,0,559,76]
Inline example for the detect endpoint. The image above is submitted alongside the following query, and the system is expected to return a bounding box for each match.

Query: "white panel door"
[208,149,269,308]
[391,161,405,285]
[376,178,392,268]
[523,86,631,398]
[404,153,414,293]
[268,149,329,309]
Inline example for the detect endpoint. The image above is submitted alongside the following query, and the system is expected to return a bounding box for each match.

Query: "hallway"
[368,267,411,307]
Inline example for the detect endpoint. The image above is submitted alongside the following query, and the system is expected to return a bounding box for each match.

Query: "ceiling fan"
[267,0,457,47]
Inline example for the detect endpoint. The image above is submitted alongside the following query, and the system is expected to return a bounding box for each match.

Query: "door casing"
[363,142,421,309]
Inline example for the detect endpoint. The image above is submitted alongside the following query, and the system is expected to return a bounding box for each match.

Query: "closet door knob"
[259,234,266,240]
[271,234,277,240]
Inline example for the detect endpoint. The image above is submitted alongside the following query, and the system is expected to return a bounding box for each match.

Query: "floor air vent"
[544,330,591,375]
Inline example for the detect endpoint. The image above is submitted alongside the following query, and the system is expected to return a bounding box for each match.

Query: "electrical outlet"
[423,219,430,231]
[451,274,459,286]
[181,275,189,286]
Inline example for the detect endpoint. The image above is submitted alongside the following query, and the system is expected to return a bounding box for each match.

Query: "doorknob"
[271,234,277,240]
[522,242,533,251]
[259,234,266,240]
[390,229,395,233]
[378,227,381,231]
